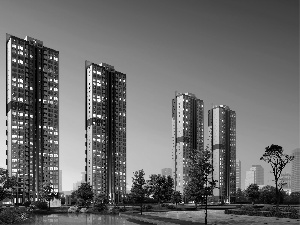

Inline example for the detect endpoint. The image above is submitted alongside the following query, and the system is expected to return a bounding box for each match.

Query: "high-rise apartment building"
[236,159,241,190]
[171,92,204,194]
[85,61,126,203]
[6,34,59,203]
[244,165,264,188]
[291,148,300,192]
[59,170,62,193]
[208,105,236,203]
[161,168,172,177]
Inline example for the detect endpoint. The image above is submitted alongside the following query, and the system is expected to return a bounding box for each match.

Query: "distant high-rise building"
[236,159,241,190]
[161,168,172,177]
[280,172,291,192]
[72,172,86,191]
[81,172,85,182]
[245,170,255,189]
[208,105,236,203]
[245,165,264,188]
[171,92,204,194]
[73,181,82,191]
[291,148,300,192]
[6,34,59,203]
[85,61,126,203]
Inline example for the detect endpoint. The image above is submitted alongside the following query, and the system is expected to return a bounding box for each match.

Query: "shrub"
[110,206,120,214]
[281,206,299,219]
[161,203,169,207]
[93,203,107,212]
[261,205,275,212]
[33,201,48,210]
[23,200,31,207]
[281,206,298,213]
[119,207,127,212]
[241,205,255,211]
[132,206,140,211]
[225,206,300,219]
[142,204,153,211]
[0,208,30,224]
[93,194,108,212]
[167,205,176,209]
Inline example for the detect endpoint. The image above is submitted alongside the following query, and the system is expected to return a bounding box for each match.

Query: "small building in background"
[161,168,172,177]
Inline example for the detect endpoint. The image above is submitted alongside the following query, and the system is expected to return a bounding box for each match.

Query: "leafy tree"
[114,190,123,205]
[184,145,217,225]
[285,192,300,204]
[39,182,60,210]
[259,185,276,204]
[93,193,109,211]
[123,193,134,205]
[147,174,174,204]
[171,191,182,208]
[235,188,247,203]
[260,144,294,210]
[76,183,94,207]
[70,190,78,205]
[245,183,260,204]
[0,168,17,202]
[131,169,149,215]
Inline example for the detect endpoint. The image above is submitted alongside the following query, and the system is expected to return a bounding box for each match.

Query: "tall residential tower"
[172,92,204,193]
[6,34,59,203]
[85,61,126,203]
[208,105,236,203]
[291,148,300,192]
[236,159,241,190]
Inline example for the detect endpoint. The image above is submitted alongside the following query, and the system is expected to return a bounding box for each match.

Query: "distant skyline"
[0,0,299,191]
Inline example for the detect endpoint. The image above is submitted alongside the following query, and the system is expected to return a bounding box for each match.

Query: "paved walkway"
[130,210,300,225]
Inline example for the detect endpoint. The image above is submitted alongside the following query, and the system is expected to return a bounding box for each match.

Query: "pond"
[21,214,143,225]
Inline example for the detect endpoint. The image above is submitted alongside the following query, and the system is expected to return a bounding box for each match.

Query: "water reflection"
[23,214,137,225]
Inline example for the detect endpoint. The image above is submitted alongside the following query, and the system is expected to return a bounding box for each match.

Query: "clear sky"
[0,0,299,191]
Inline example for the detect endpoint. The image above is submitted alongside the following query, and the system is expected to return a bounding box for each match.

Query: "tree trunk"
[275,179,279,211]
[205,194,208,225]
[48,200,50,211]
[140,202,142,215]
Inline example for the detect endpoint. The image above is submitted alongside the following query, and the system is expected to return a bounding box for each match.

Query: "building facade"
[6,34,59,203]
[236,159,241,190]
[161,168,172,177]
[291,148,300,192]
[208,105,236,203]
[171,92,204,194]
[280,172,291,194]
[59,170,62,193]
[244,165,264,188]
[85,61,126,203]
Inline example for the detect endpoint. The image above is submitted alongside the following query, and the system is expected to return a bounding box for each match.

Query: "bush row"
[225,206,299,219]
[0,207,30,224]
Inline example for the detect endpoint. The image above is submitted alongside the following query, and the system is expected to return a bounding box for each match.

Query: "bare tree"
[260,144,294,211]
